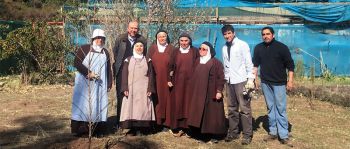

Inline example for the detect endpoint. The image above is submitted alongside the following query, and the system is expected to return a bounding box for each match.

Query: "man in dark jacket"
[113,21,147,129]
[252,26,294,147]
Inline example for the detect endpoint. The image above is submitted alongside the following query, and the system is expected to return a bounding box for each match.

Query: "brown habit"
[187,58,227,134]
[168,47,198,129]
[148,43,174,126]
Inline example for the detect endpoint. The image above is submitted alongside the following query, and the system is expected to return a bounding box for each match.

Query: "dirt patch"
[1,84,350,148]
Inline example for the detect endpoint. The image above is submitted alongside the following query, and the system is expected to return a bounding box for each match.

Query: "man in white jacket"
[221,25,255,145]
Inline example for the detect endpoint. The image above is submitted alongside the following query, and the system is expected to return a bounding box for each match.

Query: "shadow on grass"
[107,137,160,149]
[253,115,293,134]
[0,115,76,148]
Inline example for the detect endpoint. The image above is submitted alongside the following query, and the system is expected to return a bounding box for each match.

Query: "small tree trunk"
[21,62,29,85]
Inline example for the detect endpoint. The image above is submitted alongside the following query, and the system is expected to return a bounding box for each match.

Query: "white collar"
[179,46,190,53]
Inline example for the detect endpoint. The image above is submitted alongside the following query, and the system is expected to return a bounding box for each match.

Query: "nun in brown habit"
[187,41,227,143]
[168,33,198,137]
[147,30,175,129]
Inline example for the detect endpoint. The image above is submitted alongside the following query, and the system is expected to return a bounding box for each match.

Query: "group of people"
[70,21,295,147]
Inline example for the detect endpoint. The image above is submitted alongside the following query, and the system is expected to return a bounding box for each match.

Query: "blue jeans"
[261,83,289,139]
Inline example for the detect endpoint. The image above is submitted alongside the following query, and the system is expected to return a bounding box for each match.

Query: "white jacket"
[222,37,254,84]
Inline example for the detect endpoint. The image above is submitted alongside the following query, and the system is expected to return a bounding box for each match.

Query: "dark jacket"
[252,39,295,85]
[113,33,147,78]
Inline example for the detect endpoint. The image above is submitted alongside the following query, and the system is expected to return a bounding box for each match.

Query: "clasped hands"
[87,72,99,80]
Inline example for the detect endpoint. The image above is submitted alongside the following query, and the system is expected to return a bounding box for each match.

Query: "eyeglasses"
[199,48,208,51]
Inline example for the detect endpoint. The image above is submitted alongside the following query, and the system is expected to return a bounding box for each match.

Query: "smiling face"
[179,37,190,49]
[157,32,168,45]
[262,28,275,44]
[127,21,139,37]
[199,44,209,57]
[223,30,235,43]
[134,42,144,55]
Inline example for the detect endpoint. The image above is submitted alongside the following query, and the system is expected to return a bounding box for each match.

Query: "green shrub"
[0,22,74,84]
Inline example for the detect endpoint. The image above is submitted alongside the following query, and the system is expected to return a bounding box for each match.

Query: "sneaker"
[241,137,252,145]
[263,134,278,142]
[280,138,293,147]
[208,139,219,144]
[224,134,239,142]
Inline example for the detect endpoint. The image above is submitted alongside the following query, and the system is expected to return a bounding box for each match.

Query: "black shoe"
[225,134,239,142]
[162,127,169,132]
[263,134,278,142]
[135,130,143,136]
[280,138,293,147]
[126,129,136,136]
[241,137,252,145]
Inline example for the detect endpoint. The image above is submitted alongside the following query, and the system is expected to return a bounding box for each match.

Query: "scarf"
[92,40,103,53]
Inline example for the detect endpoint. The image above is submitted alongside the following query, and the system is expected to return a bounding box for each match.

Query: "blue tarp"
[177,0,350,23]
[280,4,350,23]
[78,1,350,23]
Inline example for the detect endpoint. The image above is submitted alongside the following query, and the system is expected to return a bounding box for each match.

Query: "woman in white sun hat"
[71,29,113,137]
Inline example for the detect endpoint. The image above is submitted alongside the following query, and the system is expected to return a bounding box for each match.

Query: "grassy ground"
[0,77,350,148]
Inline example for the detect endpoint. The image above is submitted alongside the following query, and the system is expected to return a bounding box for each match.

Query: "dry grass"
[0,83,350,148]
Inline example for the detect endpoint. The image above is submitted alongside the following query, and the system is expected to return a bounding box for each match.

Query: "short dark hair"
[261,26,274,35]
[221,25,235,34]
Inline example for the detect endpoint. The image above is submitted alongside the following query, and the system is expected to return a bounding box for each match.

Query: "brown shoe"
[280,138,293,147]
[263,134,278,142]
[173,130,185,137]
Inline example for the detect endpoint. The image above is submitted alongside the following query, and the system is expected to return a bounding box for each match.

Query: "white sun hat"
[91,29,106,39]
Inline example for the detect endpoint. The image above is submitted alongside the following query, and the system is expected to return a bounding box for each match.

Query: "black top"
[252,39,294,85]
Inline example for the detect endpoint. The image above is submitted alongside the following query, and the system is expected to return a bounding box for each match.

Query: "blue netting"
[191,24,350,76]
[67,24,350,75]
